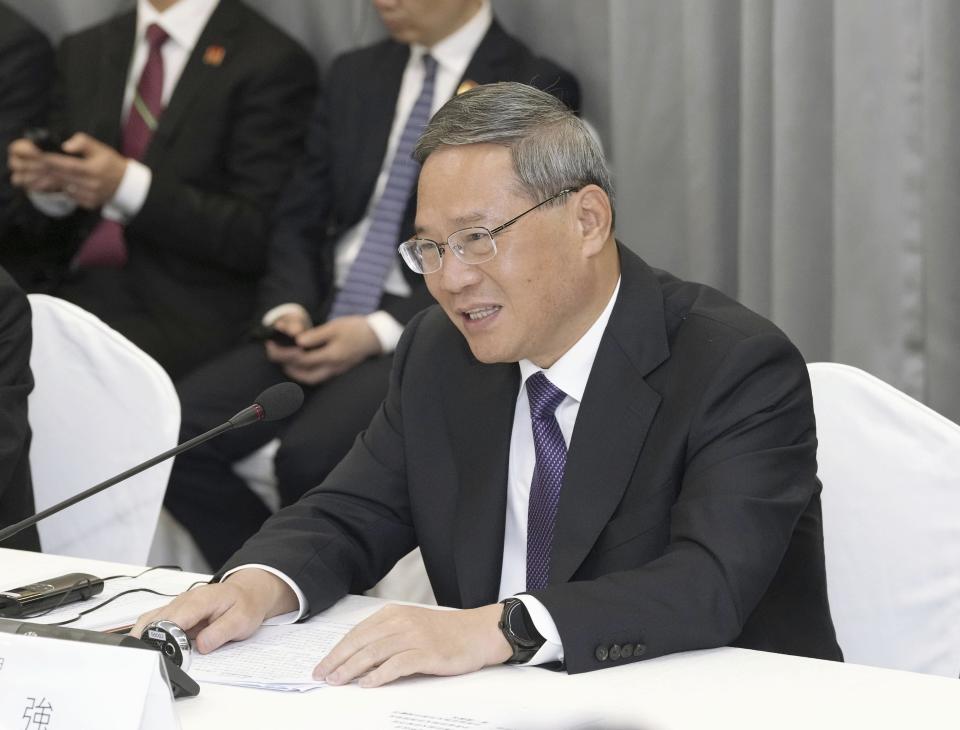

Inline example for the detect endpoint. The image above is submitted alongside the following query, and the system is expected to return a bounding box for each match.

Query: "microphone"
[0,382,304,545]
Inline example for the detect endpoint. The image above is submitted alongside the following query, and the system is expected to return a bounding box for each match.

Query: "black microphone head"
[254,382,304,422]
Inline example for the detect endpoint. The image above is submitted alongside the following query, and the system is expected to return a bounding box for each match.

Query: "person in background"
[0,3,53,255]
[164,0,580,569]
[6,0,317,378]
[0,265,39,552]
[136,82,841,684]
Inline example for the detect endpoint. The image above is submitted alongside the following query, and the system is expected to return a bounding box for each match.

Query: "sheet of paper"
[190,594,386,692]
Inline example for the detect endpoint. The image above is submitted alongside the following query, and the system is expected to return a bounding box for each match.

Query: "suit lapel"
[448,354,520,607]
[146,0,240,161]
[550,247,671,583]
[353,42,409,214]
[458,20,516,89]
[93,12,136,147]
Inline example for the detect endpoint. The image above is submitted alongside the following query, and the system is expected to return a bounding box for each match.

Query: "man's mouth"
[461,305,501,322]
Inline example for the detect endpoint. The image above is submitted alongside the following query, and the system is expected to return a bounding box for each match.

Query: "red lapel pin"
[203,45,225,67]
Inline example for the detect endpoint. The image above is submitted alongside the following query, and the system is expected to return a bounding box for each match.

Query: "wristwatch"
[498,597,546,664]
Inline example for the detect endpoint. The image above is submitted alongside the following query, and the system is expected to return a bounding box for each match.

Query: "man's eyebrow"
[414,211,490,237]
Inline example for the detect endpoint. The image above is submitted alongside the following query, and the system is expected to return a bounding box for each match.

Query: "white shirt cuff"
[28,190,76,217]
[221,564,309,623]
[262,303,312,328]
[366,310,404,354]
[513,594,564,665]
[102,158,150,223]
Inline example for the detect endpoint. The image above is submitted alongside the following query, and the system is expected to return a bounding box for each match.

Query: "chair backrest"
[809,362,960,677]
[27,295,180,563]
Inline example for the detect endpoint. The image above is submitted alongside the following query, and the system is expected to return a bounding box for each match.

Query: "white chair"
[809,362,960,677]
[27,294,180,563]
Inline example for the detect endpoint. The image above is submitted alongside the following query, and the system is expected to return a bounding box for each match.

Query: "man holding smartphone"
[5,0,317,378]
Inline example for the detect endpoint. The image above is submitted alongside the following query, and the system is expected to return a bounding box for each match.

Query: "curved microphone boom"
[0,382,305,545]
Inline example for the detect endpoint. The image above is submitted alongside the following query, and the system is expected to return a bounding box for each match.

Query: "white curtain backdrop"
[9,0,960,422]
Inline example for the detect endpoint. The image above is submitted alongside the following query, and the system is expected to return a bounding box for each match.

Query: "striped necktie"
[525,372,569,591]
[328,53,439,319]
[73,23,169,269]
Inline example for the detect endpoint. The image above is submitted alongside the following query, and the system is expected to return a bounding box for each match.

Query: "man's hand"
[43,133,128,209]
[130,568,298,654]
[8,138,64,193]
[314,603,512,688]
[268,315,382,386]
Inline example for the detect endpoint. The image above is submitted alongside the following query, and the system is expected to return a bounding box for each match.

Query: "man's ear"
[574,185,613,257]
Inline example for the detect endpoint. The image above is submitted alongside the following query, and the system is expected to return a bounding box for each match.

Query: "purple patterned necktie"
[525,372,569,591]
[327,54,438,319]
[74,23,169,269]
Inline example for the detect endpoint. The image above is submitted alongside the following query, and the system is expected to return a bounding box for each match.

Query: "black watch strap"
[498,597,546,664]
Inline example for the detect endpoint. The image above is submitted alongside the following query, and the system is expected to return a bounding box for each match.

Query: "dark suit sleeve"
[220,309,428,610]
[0,12,54,238]
[257,94,332,317]
[0,268,38,550]
[531,332,821,672]
[126,42,318,275]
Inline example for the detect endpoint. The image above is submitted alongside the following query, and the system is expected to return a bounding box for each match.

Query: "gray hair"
[414,82,615,225]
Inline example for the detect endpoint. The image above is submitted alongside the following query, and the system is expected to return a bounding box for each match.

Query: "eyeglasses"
[398,187,579,275]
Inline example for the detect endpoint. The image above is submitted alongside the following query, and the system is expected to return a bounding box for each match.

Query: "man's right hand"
[264,311,311,363]
[8,138,64,193]
[130,568,298,654]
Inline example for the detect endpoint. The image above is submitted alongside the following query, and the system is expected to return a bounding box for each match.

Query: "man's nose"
[435,249,484,294]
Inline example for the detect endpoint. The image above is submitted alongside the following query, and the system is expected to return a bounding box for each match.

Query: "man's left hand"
[314,603,512,688]
[44,133,128,209]
[279,315,382,385]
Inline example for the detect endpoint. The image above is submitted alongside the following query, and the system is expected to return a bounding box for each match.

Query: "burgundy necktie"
[74,23,169,269]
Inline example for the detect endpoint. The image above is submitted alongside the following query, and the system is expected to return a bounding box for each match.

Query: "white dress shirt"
[499,277,622,665]
[262,1,493,352]
[30,0,219,221]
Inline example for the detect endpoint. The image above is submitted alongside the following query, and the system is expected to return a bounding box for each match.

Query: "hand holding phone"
[22,127,79,156]
[252,324,300,348]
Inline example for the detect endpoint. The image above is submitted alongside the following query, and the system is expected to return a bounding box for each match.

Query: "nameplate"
[0,632,179,730]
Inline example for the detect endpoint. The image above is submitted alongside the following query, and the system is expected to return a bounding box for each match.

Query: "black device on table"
[0,572,103,618]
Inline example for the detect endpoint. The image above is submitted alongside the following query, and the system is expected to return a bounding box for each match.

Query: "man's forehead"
[416,145,521,232]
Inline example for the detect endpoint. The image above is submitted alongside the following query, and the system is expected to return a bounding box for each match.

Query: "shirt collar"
[136,0,219,52]
[519,277,623,403]
[411,0,492,76]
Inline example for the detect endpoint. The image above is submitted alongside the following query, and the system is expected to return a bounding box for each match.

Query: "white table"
[4,548,959,729]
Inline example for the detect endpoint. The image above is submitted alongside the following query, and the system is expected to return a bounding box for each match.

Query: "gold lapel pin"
[456,79,479,96]
[203,45,226,67]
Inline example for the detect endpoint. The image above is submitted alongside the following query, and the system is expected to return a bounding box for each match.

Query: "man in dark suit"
[0,3,53,248]
[164,0,580,568]
[6,0,317,377]
[0,265,39,552]
[136,82,841,682]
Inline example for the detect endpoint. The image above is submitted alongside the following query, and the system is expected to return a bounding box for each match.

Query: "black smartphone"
[0,572,104,618]
[22,127,73,154]
[252,324,299,348]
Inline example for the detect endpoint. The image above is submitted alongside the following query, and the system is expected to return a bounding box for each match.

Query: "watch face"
[500,599,545,663]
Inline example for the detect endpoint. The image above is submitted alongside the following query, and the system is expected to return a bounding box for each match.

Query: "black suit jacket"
[258,19,580,325]
[40,0,317,369]
[0,3,53,242]
[225,244,842,673]
[0,265,38,551]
